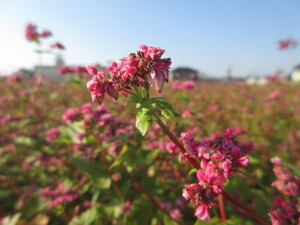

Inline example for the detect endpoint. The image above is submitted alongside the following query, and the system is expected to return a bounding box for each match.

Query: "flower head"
[50,42,65,50]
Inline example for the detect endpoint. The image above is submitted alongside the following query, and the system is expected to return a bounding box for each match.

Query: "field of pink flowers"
[0,24,299,225]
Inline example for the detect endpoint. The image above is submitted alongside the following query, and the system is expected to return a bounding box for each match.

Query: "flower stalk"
[151,108,271,225]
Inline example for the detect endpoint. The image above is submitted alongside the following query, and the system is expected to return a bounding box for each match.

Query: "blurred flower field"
[1,72,300,224]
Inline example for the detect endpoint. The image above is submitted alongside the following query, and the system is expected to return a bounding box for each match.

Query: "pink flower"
[86,66,119,104]
[40,184,79,208]
[140,45,172,93]
[182,109,194,118]
[170,209,182,220]
[25,23,38,41]
[50,42,65,50]
[38,29,52,38]
[86,76,106,103]
[140,45,165,60]
[86,65,98,75]
[120,201,132,213]
[46,128,60,142]
[195,204,210,221]
[165,143,178,153]
[6,73,22,83]
[58,65,88,75]
[278,38,298,50]
[271,157,283,166]
[25,23,52,41]
[172,80,196,90]
[62,108,82,124]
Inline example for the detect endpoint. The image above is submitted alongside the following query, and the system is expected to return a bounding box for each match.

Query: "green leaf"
[126,95,144,104]
[69,205,102,225]
[70,157,111,189]
[135,104,153,136]
[109,145,128,169]
[163,214,178,225]
[32,39,40,45]
[188,168,197,176]
[194,217,219,225]
[148,97,180,120]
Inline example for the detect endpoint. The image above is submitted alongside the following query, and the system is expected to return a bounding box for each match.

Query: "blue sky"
[1,0,299,77]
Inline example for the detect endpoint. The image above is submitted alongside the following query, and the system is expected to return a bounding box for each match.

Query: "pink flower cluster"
[120,201,132,214]
[58,65,88,76]
[167,128,252,220]
[50,42,65,50]
[6,73,22,83]
[265,75,286,83]
[271,157,300,197]
[86,45,171,104]
[62,104,133,151]
[268,157,300,225]
[36,155,65,168]
[62,108,83,124]
[25,23,52,41]
[265,89,283,101]
[277,38,298,50]
[46,128,61,142]
[40,183,79,208]
[172,80,196,90]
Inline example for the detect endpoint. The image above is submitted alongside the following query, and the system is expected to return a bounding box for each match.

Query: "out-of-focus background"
[1,1,300,225]
[1,0,300,80]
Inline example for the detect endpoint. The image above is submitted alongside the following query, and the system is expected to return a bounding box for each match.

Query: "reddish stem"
[222,192,271,225]
[151,110,271,225]
[151,110,200,170]
[218,194,227,222]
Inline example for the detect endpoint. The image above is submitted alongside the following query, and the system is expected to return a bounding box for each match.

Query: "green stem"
[122,89,139,97]
[144,75,150,99]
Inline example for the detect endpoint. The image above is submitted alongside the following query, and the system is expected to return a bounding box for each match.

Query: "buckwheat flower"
[86,66,119,104]
[140,45,172,93]
[46,128,60,142]
[62,108,82,124]
[121,201,132,214]
[86,76,106,103]
[172,80,196,90]
[86,65,98,75]
[170,209,182,220]
[166,143,178,153]
[40,184,79,208]
[50,42,65,50]
[25,23,38,41]
[195,204,210,221]
[196,165,226,194]
[182,183,217,221]
[38,29,52,38]
[271,157,283,166]
[140,45,165,60]
[182,109,194,118]
[6,73,22,83]
[278,38,298,50]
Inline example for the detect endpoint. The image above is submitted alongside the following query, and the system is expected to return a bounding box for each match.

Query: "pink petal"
[195,204,210,221]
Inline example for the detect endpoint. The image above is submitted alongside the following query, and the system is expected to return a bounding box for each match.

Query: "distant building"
[245,76,268,85]
[32,55,64,81]
[170,67,199,81]
[17,68,33,79]
[291,64,300,82]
